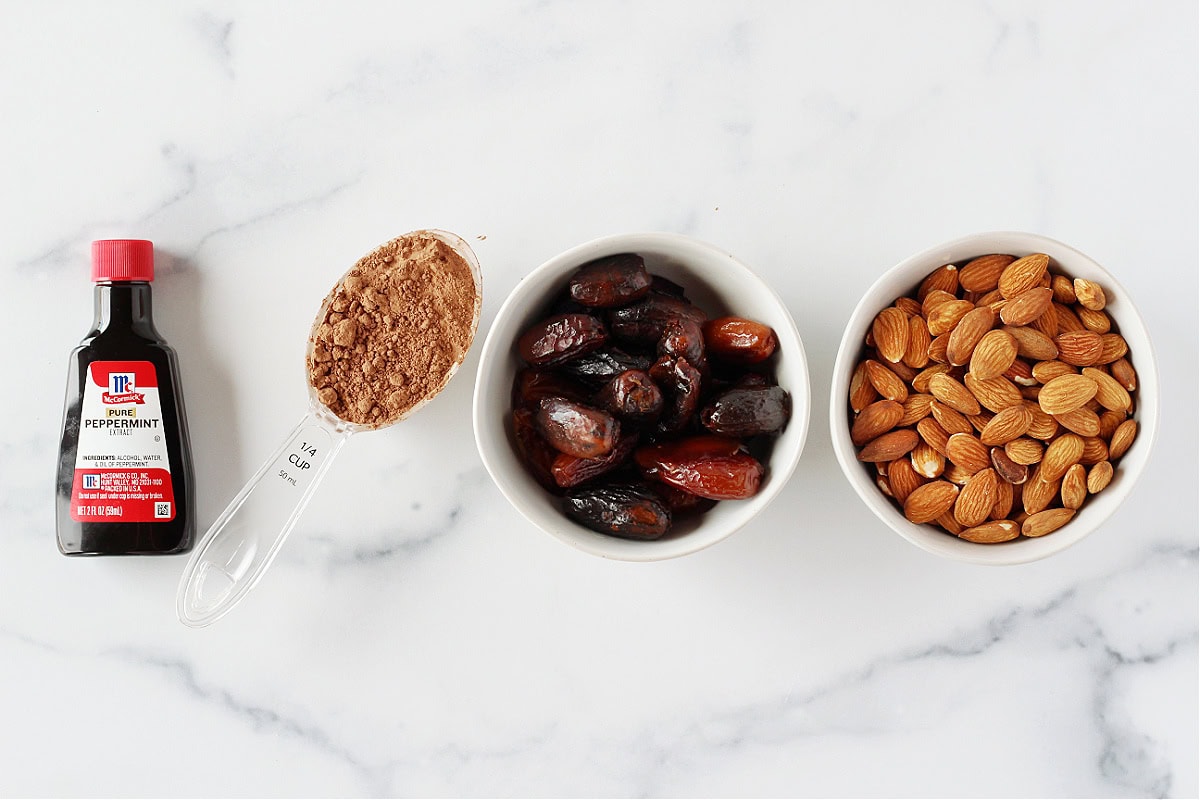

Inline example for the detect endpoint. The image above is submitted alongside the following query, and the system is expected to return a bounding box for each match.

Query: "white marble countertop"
[2,2,1196,796]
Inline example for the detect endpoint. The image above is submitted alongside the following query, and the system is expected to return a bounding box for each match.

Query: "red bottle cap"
[92,239,154,282]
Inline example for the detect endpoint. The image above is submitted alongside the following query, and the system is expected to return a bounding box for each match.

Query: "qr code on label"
[154,502,171,519]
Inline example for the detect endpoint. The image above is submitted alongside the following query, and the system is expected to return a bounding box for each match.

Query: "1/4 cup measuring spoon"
[177,230,481,627]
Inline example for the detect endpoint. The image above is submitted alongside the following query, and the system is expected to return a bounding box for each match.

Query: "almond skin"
[930,400,974,435]
[903,315,932,368]
[851,399,904,446]
[917,417,951,456]
[1052,406,1101,437]
[959,519,1020,544]
[1061,463,1087,509]
[1073,278,1107,311]
[1004,325,1059,361]
[1109,419,1137,459]
[929,373,981,415]
[1041,433,1085,481]
[858,428,920,462]
[897,393,936,427]
[964,373,1023,413]
[849,360,878,412]
[1098,333,1128,363]
[947,306,996,366]
[1038,374,1099,415]
[946,432,990,474]
[1005,437,1044,465]
[991,479,1015,519]
[998,253,1050,299]
[865,359,909,402]
[1055,330,1103,366]
[1087,461,1114,493]
[927,299,975,337]
[1110,358,1137,391]
[873,307,910,364]
[999,287,1053,326]
[903,480,959,524]
[887,458,925,502]
[1022,466,1061,515]
[910,440,946,478]
[918,265,959,300]
[1032,360,1075,383]
[1083,367,1131,412]
[1051,274,1077,304]
[991,446,1029,484]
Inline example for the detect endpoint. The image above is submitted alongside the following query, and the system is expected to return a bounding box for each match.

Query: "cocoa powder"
[307,233,479,426]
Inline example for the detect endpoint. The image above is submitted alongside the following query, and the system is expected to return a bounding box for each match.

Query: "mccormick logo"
[102,372,145,405]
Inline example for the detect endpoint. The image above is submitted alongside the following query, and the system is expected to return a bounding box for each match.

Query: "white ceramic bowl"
[473,232,810,561]
[830,231,1158,565]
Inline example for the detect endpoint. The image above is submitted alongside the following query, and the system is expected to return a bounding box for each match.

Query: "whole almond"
[1052,406,1101,437]
[935,511,964,535]
[1038,373,1098,415]
[967,410,994,433]
[1051,274,1076,304]
[896,393,936,427]
[991,479,1015,519]
[947,306,996,366]
[1055,302,1088,333]
[921,289,957,318]
[1098,333,1128,363]
[927,299,975,337]
[1003,358,1037,386]
[960,518,1020,544]
[1087,461,1114,493]
[918,265,959,300]
[1004,325,1059,361]
[1032,304,1059,340]
[1055,331,1103,366]
[1109,419,1137,459]
[851,399,905,446]
[1098,409,1127,440]
[930,400,974,435]
[1005,437,1044,465]
[1024,402,1060,440]
[1061,463,1087,509]
[991,446,1029,484]
[929,373,981,415]
[980,404,1033,446]
[873,307,910,364]
[954,467,998,527]
[865,359,909,402]
[1032,360,1076,383]
[1073,278,1106,310]
[959,254,1014,292]
[1082,367,1131,412]
[1078,307,1112,334]
[998,253,1049,299]
[858,428,920,462]
[964,373,1023,412]
[1110,358,1137,391]
[1022,466,1061,515]
[849,360,878,412]
[903,315,932,368]
[943,462,975,485]
[887,458,924,502]
[910,440,946,478]
[917,417,951,456]
[895,296,923,316]
[999,287,1053,326]
[1041,433,1085,481]
[903,480,959,523]
[946,432,990,474]
[1080,436,1109,465]
[927,332,950,364]
[912,363,953,393]
[1022,507,1076,537]
[969,329,1018,380]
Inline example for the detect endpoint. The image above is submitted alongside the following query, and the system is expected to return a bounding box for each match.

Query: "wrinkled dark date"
[595,370,663,421]
[702,316,778,364]
[563,485,671,540]
[551,432,639,488]
[568,254,653,308]
[700,385,792,437]
[518,313,608,366]
[557,348,652,387]
[608,294,708,345]
[534,397,619,459]
[511,368,589,408]
[509,257,787,540]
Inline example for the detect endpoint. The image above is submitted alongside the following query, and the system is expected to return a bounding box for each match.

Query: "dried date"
[518,313,608,367]
[511,368,589,408]
[608,294,708,346]
[657,318,706,366]
[568,254,653,308]
[703,316,778,364]
[594,369,663,421]
[563,485,672,540]
[550,431,639,488]
[534,397,620,459]
[634,436,765,500]
[655,356,703,434]
[511,408,558,491]
[700,385,791,437]
[557,348,652,387]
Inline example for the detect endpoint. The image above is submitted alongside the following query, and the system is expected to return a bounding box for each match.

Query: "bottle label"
[70,360,175,522]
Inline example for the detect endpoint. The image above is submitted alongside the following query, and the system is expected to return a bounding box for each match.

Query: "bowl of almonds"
[831,232,1157,564]
[474,232,810,561]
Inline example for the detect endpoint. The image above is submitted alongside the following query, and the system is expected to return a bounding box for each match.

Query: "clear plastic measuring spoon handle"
[176,404,353,627]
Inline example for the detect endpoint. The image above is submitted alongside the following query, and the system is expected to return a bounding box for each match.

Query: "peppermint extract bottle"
[55,240,195,555]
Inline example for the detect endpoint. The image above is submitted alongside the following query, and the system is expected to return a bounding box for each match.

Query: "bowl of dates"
[473,233,810,560]
[830,231,1157,565]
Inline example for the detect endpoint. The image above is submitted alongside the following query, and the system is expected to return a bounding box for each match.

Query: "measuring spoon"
[176,230,481,627]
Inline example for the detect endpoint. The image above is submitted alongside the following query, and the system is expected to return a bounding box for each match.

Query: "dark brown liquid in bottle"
[55,282,195,554]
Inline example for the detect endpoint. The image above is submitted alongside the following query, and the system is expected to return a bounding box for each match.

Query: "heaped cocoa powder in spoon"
[307,232,479,426]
